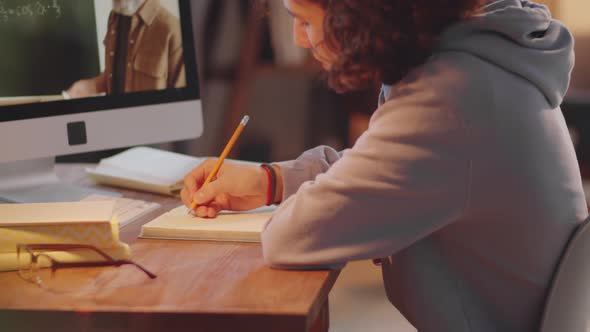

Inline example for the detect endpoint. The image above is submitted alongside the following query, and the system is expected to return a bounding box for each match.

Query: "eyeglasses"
[17,244,157,289]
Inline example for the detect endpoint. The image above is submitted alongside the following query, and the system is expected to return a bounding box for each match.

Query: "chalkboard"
[0,0,100,97]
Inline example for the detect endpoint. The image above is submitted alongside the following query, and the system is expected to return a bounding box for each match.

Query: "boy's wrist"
[256,166,269,200]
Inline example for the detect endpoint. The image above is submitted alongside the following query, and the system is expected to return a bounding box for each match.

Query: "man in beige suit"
[67,0,186,97]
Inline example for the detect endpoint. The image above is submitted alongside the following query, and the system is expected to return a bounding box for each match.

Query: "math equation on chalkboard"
[0,0,62,22]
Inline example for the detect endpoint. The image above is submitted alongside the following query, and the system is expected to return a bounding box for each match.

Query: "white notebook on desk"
[86,146,206,196]
[140,206,275,242]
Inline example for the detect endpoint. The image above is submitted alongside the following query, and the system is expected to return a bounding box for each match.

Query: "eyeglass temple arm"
[19,244,116,262]
[51,260,157,279]
[18,244,157,279]
[116,260,158,279]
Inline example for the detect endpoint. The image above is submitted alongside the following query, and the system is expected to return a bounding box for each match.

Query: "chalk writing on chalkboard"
[0,0,62,22]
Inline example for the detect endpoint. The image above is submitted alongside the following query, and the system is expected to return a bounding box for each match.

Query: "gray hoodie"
[261,1,588,331]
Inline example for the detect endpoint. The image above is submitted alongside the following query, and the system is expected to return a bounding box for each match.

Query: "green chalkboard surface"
[0,0,100,97]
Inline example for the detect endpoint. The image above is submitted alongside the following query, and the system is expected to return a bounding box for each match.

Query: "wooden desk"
[0,164,340,332]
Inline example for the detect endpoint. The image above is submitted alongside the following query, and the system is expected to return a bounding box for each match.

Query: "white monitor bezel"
[0,0,203,163]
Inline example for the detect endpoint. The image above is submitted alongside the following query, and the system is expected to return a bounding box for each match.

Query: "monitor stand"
[0,158,120,203]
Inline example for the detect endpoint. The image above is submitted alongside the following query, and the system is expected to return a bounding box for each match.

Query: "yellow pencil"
[188,115,250,214]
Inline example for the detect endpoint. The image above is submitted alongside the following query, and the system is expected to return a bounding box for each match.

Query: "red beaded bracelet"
[260,164,273,206]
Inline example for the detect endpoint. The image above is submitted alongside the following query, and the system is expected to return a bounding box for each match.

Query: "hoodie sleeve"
[262,77,471,270]
[274,146,344,202]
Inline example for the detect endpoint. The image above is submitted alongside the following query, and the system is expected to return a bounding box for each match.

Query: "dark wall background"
[563,34,590,173]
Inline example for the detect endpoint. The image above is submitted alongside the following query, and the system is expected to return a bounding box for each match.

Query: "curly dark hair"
[300,0,483,93]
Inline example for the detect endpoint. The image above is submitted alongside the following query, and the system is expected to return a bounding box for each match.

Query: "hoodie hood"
[439,0,575,108]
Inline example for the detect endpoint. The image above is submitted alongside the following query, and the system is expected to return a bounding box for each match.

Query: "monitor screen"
[0,0,199,120]
[0,0,204,202]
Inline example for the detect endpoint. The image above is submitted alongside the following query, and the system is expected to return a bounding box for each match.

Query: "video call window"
[0,0,189,107]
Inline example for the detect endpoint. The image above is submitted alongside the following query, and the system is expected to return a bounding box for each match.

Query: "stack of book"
[0,201,130,272]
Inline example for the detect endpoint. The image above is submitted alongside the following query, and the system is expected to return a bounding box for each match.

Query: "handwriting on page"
[0,0,62,22]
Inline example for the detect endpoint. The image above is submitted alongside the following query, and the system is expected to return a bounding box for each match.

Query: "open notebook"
[86,147,205,196]
[86,147,259,196]
[140,206,275,242]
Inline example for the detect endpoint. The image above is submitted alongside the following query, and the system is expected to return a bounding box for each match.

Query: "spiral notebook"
[140,206,275,242]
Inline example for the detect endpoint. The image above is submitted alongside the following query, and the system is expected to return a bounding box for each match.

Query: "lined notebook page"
[140,206,275,242]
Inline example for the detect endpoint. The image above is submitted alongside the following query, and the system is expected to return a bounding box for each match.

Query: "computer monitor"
[0,0,203,203]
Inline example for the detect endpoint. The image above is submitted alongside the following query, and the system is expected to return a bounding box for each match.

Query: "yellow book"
[0,201,130,271]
